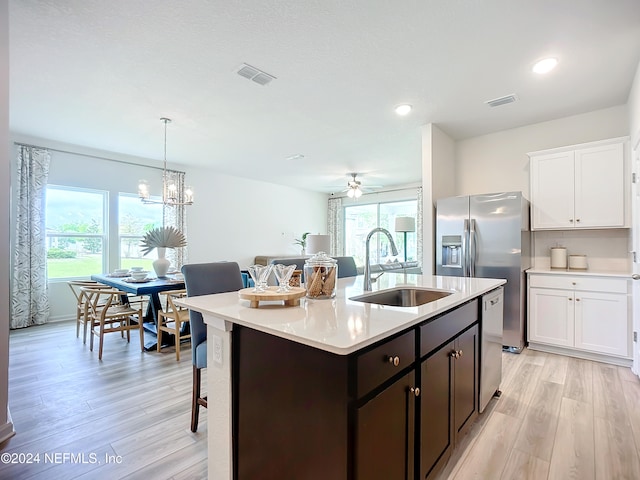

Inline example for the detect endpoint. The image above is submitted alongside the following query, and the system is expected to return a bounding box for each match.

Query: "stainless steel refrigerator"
[436,192,531,352]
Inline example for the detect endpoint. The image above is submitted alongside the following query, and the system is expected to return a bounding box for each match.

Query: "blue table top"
[91,273,185,295]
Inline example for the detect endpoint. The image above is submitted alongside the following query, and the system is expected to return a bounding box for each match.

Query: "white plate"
[124,278,152,283]
[108,273,130,278]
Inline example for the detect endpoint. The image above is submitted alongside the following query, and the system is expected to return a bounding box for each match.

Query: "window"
[45,187,164,279]
[344,200,417,267]
[118,194,163,270]
[45,186,107,279]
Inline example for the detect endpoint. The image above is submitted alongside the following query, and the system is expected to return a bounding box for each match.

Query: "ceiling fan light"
[354,187,362,198]
[347,188,355,198]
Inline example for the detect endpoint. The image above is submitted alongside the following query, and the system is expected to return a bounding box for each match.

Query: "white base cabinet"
[528,273,630,364]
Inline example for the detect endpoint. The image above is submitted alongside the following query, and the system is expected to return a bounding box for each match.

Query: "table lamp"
[394,217,415,262]
[306,234,331,255]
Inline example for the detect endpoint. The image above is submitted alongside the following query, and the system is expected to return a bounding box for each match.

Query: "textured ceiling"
[9,0,640,193]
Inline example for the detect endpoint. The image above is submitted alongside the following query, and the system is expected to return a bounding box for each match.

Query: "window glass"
[118,194,163,270]
[45,186,106,278]
[344,204,377,267]
[344,200,417,266]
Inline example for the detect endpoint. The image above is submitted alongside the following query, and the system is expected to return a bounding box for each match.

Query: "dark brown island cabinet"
[233,298,480,480]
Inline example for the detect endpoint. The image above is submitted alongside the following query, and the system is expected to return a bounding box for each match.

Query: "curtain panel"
[327,197,343,256]
[416,186,423,267]
[12,146,51,329]
[163,169,188,270]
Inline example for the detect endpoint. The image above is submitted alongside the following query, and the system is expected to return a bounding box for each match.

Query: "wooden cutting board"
[238,286,306,308]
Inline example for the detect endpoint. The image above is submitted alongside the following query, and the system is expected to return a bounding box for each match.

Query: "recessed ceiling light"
[286,154,305,161]
[532,57,558,74]
[394,104,412,116]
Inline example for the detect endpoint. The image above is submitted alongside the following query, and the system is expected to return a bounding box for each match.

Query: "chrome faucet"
[364,227,399,291]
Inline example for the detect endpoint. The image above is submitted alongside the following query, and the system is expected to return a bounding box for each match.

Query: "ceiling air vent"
[236,63,276,86]
[485,94,518,108]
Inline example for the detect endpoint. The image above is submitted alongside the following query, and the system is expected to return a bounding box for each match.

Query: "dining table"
[91,273,186,350]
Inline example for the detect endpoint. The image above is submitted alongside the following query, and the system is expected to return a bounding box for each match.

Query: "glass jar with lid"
[304,252,338,299]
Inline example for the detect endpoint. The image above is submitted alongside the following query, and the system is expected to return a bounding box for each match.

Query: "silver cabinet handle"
[387,356,400,367]
[632,274,640,280]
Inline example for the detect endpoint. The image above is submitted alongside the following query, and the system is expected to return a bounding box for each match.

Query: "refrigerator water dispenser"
[441,235,462,268]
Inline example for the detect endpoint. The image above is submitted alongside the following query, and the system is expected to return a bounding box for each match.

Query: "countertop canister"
[568,254,588,270]
[304,252,337,299]
[550,247,567,269]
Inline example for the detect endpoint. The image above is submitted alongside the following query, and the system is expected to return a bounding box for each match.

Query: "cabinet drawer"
[529,274,627,293]
[421,300,478,357]
[356,329,415,397]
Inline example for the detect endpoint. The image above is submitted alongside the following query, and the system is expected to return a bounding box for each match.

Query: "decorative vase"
[153,247,171,278]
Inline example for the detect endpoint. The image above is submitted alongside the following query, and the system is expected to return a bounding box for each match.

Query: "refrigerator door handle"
[463,218,470,277]
[470,218,477,277]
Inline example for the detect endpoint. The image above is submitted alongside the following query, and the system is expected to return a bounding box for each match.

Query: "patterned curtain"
[11,146,51,329]
[327,197,343,256]
[416,186,423,267]
[163,169,188,271]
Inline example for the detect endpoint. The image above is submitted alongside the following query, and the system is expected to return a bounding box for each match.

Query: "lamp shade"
[306,234,331,255]
[395,217,416,233]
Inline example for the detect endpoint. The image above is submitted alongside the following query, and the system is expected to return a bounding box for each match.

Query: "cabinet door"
[420,343,453,480]
[355,370,416,480]
[530,151,575,229]
[575,143,625,228]
[454,325,478,436]
[575,291,629,357]
[529,288,574,347]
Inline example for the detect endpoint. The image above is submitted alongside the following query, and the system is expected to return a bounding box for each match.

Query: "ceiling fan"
[346,173,363,198]
[341,173,382,198]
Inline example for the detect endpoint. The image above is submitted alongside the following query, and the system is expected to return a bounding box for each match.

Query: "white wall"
[186,164,327,267]
[455,105,629,198]
[431,124,457,203]
[0,0,14,444]
[630,59,640,145]
[12,139,327,322]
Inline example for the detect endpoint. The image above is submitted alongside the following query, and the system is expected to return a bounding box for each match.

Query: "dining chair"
[181,262,244,432]
[157,289,191,361]
[82,287,144,360]
[68,280,108,344]
[334,256,358,278]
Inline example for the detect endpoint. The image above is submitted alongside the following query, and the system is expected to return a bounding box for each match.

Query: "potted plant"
[293,232,311,255]
[140,226,187,277]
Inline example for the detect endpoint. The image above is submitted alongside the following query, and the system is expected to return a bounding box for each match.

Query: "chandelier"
[138,117,194,206]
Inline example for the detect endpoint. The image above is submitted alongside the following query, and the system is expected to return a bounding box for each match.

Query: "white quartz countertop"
[176,273,505,355]
[527,267,632,278]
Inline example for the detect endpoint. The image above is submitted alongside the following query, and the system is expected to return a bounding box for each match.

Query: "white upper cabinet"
[529,138,628,230]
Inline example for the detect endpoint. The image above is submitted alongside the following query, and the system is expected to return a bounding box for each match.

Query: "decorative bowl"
[130,271,149,280]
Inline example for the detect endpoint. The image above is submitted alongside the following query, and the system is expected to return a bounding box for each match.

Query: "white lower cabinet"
[528,273,630,362]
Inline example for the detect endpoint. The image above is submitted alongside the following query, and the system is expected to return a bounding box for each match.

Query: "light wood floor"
[1,320,207,480]
[2,321,640,479]
[442,347,640,480]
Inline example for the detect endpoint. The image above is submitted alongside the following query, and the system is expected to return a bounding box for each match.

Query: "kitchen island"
[177,273,505,480]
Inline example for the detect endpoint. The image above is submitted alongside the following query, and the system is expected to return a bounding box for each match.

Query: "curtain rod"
[14,141,186,174]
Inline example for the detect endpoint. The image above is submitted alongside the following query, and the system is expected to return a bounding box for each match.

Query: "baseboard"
[528,342,633,367]
[0,408,15,445]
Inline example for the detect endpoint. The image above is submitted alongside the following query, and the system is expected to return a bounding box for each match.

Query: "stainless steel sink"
[350,287,453,307]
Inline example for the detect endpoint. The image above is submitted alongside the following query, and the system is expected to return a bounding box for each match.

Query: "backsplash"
[532,229,631,272]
